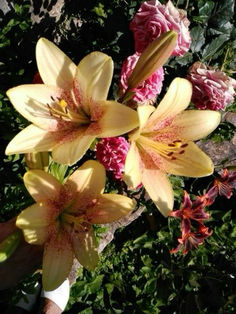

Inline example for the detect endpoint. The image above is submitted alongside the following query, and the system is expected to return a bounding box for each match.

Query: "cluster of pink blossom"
[188,62,236,111]
[130,0,191,56]
[119,52,164,104]
[169,191,212,254]
[95,137,130,180]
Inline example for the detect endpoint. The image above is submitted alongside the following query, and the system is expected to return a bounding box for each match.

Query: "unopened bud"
[128,30,177,90]
[0,229,21,263]
[25,152,49,171]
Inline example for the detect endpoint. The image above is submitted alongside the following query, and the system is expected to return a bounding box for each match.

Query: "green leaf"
[0,229,21,262]
[190,26,205,53]
[88,275,104,293]
[222,210,232,223]
[202,35,229,60]
[198,0,215,16]
[209,0,235,28]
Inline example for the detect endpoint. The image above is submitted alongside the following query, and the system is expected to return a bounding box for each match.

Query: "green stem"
[221,47,230,72]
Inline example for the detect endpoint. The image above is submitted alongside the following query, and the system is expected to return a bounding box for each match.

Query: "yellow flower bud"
[25,152,49,171]
[128,30,178,90]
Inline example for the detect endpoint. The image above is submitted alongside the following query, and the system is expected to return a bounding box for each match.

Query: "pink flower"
[130,0,191,56]
[214,169,236,198]
[95,137,130,180]
[169,191,210,235]
[170,223,212,255]
[119,52,164,104]
[188,62,236,110]
[169,191,212,254]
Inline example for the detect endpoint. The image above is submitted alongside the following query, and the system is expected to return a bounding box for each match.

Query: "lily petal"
[129,105,155,141]
[145,78,192,130]
[5,124,56,155]
[16,203,53,244]
[141,168,174,216]
[36,38,77,90]
[23,170,62,202]
[52,130,95,165]
[6,85,63,130]
[161,142,214,177]
[171,110,221,141]
[123,142,142,189]
[86,194,135,224]
[97,101,139,137]
[42,231,74,291]
[65,160,106,211]
[72,224,98,271]
[74,52,113,115]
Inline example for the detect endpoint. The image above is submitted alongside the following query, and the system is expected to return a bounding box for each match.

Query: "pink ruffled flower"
[119,52,164,104]
[188,62,236,110]
[130,0,191,56]
[95,137,130,180]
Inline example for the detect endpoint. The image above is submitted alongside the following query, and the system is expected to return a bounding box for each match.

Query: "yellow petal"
[171,110,221,141]
[145,78,192,131]
[123,141,142,188]
[6,85,63,130]
[74,51,113,115]
[21,227,49,245]
[72,225,99,271]
[65,160,106,211]
[23,170,62,202]
[129,105,155,141]
[16,203,54,244]
[52,131,95,166]
[162,142,214,177]
[86,194,135,224]
[5,125,56,155]
[42,231,74,291]
[36,38,77,90]
[141,168,174,216]
[97,101,139,137]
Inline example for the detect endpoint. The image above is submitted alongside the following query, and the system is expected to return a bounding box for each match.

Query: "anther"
[171,156,177,160]
[179,150,185,154]
[50,96,55,101]
[173,140,181,143]
[168,143,175,147]
[181,143,188,148]
[167,152,174,156]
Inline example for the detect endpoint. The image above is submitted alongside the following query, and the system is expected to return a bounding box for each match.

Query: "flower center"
[138,136,188,160]
[61,212,85,228]
[47,96,90,124]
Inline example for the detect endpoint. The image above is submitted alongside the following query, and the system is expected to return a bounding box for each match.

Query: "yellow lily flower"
[123,78,221,217]
[16,160,135,291]
[5,38,139,165]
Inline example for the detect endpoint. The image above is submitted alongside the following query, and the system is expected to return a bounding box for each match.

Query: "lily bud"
[25,152,49,171]
[0,229,21,263]
[128,30,177,90]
